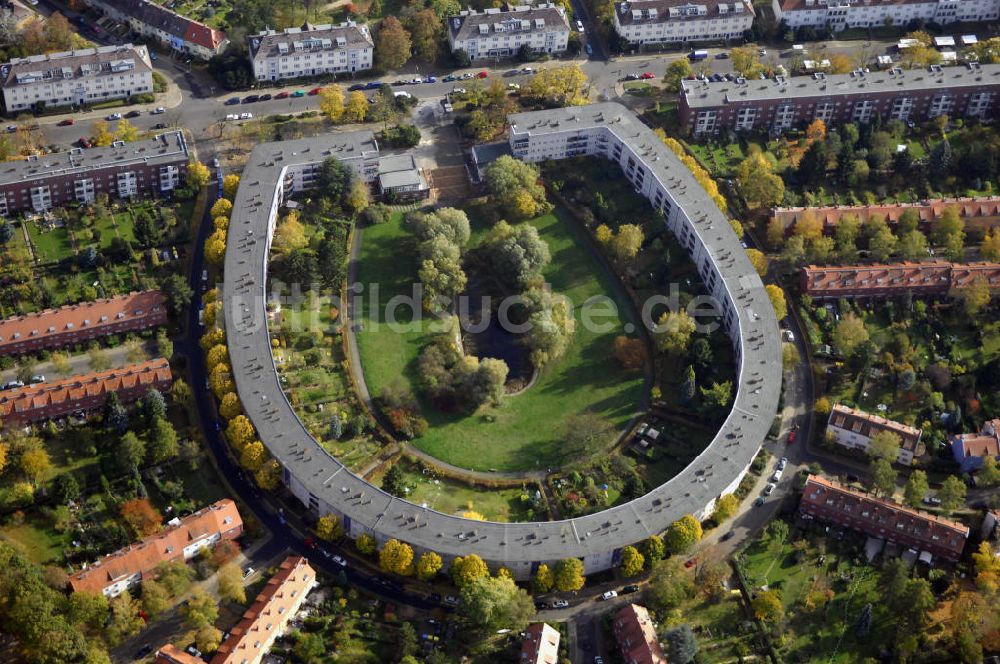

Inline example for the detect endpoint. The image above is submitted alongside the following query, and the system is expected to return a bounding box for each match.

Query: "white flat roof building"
[773,0,1000,31]
[249,21,374,82]
[612,0,755,46]
[447,4,570,61]
[1,44,153,113]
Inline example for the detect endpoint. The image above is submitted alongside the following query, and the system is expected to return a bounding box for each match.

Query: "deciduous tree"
[532,563,554,593]
[457,575,535,634]
[665,515,702,554]
[451,554,490,587]
[319,85,345,122]
[903,469,929,507]
[662,58,692,92]
[620,545,645,577]
[407,9,443,61]
[656,310,696,355]
[222,174,241,201]
[416,551,443,581]
[736,153,784,209]
[316,514,343,541]
[711,493,739,523]
[645,557,693,610]
[746,248,768,277]
[766,284,787,320]
[218,562,247,604]
[379,539,415,576]
[870,458,896,498]
[752,590,784,623]
[833,313,869,357]
[375,17,412,70]
[869,430,901,461]
[140,579,170,618]
[181,587,219,629]
[937,475,966,513]
[187,161,210,190]
[347,90,368,122]
[554,558,585,592]
[105,591,143,645]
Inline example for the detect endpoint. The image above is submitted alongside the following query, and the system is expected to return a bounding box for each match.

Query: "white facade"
[613,0,754,45]
[447,4,571,61]
[249,22,374,82]
[826,406,921,465]
[1,44,153,113]
[86,0,229,60]
[773,0,1000,30]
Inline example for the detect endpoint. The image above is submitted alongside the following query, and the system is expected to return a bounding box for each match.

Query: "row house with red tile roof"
[951,418,1000,473]
[0,291,166,358]
[800,262,1000,300]
[155,644,203,664]
[772,197,1000,233]
[800,475,969,562]
[827,404,923,465]
[612,603,666,664]
[212,556,317,664]
[521,623,561,664]
[69,499,243,597]
[0,358,172,427]
[86,0,228,60]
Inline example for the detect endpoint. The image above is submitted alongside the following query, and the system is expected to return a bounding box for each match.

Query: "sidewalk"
[32,78,183,127]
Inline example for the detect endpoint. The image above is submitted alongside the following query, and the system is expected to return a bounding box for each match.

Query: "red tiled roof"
[828,404,922,452]
[0,358,172,425]
[801,262,1000,298]
[69,499,243,595]
[772,197,1000,229]
[103,0,227,50]
[156,644,204,664]
[956,433,1000,458]
[800,475,968,557]
[0,290,166,355]
[521,623,560,664]
[613,604,666,664]
[213,556,317,664]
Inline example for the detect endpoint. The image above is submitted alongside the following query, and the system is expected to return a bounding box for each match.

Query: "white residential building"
[248,22,374,82]
[1,44,153,113]
[613,0,754,45]
[773,0,1000,31]
[86,0,228,60]
[447,4,571,61]
[827,404,924,465]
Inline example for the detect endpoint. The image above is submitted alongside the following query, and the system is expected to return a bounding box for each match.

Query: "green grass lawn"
[356,208,645,472]
[26,220,73,263]
[0,523,63,565]
[740,520,891,663]
[370,458,536,522]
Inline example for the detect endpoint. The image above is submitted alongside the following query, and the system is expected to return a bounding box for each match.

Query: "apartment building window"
[889,96,913,121]
[928,93,953,118]
[852,99,874,122]
[735,107,756,131]
[695,109,717,134]
[773,104,796,130]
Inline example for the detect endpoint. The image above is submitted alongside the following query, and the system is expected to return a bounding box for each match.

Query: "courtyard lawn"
[355,208,645,472]
[26,219,73,263]
[739,519,892,663]
[0,523,63,565]
[370,458,537,522]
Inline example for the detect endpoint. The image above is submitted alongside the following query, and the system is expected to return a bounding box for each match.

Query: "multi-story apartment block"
[951,418,1000,472]
[212,556,317,664]
[772,196,1000,233]
[1,44,153,114]
[612,604,667,664]
[773,0,1000,31]
[0,291,167,357]
[612,0,754,46]
[521,623,561,664]
[69,499,242,597]
[86,0,228,60]
[447,5,571,61]
[0,130,190,216]
[800,475,969,562]
[680,63,1000,135]
[248,22,373,82]
[801,261,1000,299]
[0,358,172,427]
[827,404,923,465]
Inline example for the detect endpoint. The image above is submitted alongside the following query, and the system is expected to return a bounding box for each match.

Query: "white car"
[551,599,569,608]
[106,113,122,120]
[151,107,165,114]
[225,114,238,121]
[764,482,776,496]
[507,83,520,90]
[575,19,585,32]
[771,468,783,482]
[239,112,253,120]
[601,590,618,601]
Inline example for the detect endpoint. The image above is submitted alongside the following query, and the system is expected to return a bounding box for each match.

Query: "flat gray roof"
[223,103,780,564]
[0,131,189,186]
[682,63,1000,109]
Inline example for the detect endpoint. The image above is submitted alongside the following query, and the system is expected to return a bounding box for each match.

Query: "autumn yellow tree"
[523,64,589,106]
[115,119,140,142]
[19,447,51,484]
[222,174,241,201]
[746,248,768,277]
[320,85,346,122]
[451,554,489,587]
[187,161,211,189]
[347,91,368,122]
[416,551,443,581]
[225,415,256,451]
[316,514,343,541]
[254,459,281,491]
[92,120,115,147]
[379,539,415,576]
[273,210,308,255]
[981,228,1000,261]
[219,392,242,421]
[204,229,227,265]
[240,440,266,472]
[217,562,246,604]
[206,344,230,371]
[210,198,233,219]
[766,284,788,320]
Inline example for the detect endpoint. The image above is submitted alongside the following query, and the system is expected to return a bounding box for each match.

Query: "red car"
[77,137,92,148]
[275,91,289,99]
[57,118,74,126]
[787,431,797,445]
[476,71,488,78]
[640,72,655,79]
[684,557,698,568]
[308,86,324,95]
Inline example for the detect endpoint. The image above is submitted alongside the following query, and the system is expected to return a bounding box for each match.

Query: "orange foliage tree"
[120,498,163,537]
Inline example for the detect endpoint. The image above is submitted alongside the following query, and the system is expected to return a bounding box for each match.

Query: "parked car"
[754,495,766,506]
[621,584,640,594]
[684,557,698,568]
[330,555,347,566]
[242,567,255,579]
[364,81,384,90]
[105,112,122,120]
[5,125,16,132]
[923,495,942,506]
[125,110,141,118]
[274,91,290,99]
[721,530,735,541]
[476,71,488,78]
[443,595,459,606]
[152,122,167,129]
[239,112,253,120]
[134,645,153,659]
[640,72,655,79]
[308,86,324,95]
[601,590,618,601]
[534,601,547,610]
[77,137,92,148]
[186,646,202,658]
[764,482,776,495]
[787,431,797,445]
[225,114,238,121]
[348,83,366,91]
[442,75,457,82]
[57,118,74,126]
[716,51,730,59]
[771,468,783,482]
[259,93,272,101]
[151,106,165,114]
[777,456,788,470]
[521,67,535,74]
[425,75,437,83]
[291,90,306,97]
[551,599,569,608]
[29,375,45,384]
[242,94,259,103]
[507,83,520,90]
[225,97,241,105]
